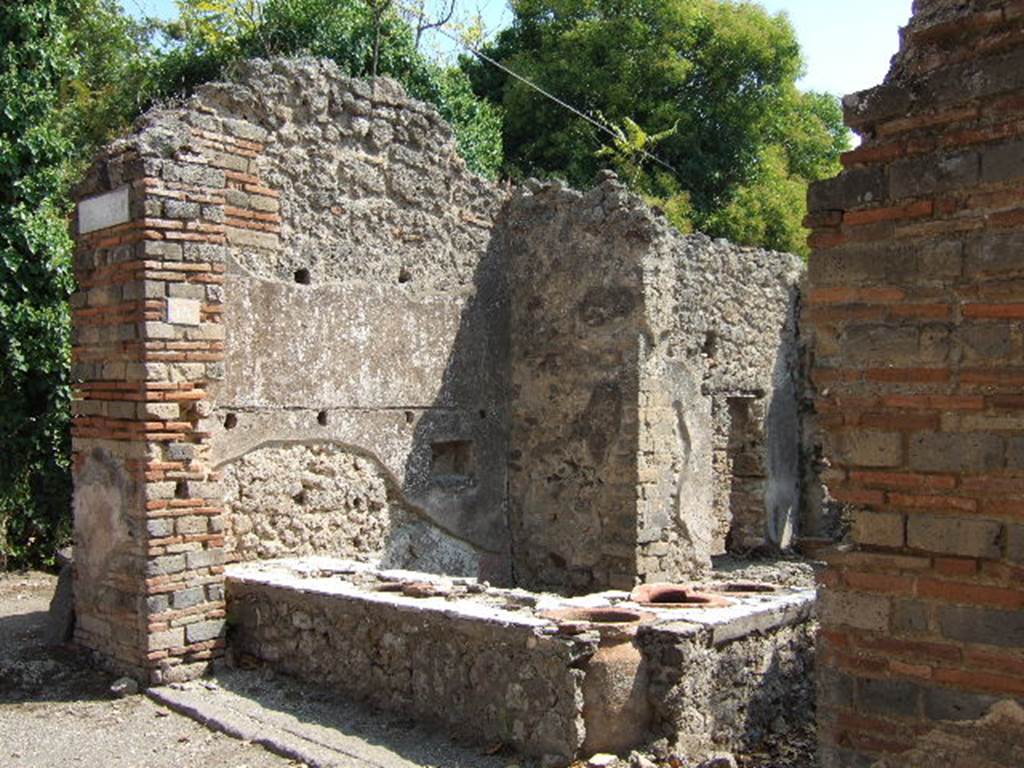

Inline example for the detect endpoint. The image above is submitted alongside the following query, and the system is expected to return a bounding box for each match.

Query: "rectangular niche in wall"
[431,440,476,486]
[725,395,767,551]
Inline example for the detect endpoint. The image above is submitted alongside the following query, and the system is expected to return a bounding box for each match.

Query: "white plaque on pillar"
[78,186,131,234]
[167,298,201,326]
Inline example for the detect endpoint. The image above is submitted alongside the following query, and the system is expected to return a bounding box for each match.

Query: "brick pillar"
[807,3,1024,766]
[72,127,231,683]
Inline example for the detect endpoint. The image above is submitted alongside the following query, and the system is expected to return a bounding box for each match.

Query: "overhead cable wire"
[393,0,679,176]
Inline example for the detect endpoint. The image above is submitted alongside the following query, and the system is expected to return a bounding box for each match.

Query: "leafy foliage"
[157,0,504,178]
[0,0,154,568]
[464,0,850,254]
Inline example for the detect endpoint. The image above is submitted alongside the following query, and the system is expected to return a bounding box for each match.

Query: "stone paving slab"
[148,667,515,768]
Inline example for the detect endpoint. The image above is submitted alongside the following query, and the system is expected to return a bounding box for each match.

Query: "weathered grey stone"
[638,606,815,758]
[164,200,201,219]
[829,430,903,468]
[808,166,885,211]
[924,686,1001,721]
[77,186,130,234]
[909,432,1004,473]
[907,515,1002,559]
[147,555,186,577]
[185,619,224,643]
[47,559,75,644]
[110,676,140,697]
[220,443,480,576]
[892,599,930,635]
[889,151,979,199]
[939,604,1024,647]
[817,588,891,632]
[227,570,590,762]
[185,549,225,570]
[981,139,1024,184]
[146,518,174,538]
[858,677,921,718]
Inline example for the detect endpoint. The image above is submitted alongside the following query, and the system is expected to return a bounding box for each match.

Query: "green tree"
[0,0,154,568]
[0,0,74,569]
[464,0,849,254]
[158,0,504,178]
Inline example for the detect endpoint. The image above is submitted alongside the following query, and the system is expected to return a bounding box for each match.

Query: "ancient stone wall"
[71,58,508,681]
[71,57,811,677]
[503,180,646,592]
[673,236,806,554]
[502,181,805,591]
[72,121,230,684]
[227,571,591,763]
[806,1,1024,765]
[639,617,815,755]
[192,59,510,580]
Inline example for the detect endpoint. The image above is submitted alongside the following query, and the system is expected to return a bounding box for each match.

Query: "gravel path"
[0,572,517,768]
[0,572,297,768]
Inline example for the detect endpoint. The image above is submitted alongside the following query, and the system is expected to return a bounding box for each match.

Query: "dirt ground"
[0,571,815,768]
[0,571,298,768]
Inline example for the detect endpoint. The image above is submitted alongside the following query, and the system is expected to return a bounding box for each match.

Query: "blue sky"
[129,0,914,97]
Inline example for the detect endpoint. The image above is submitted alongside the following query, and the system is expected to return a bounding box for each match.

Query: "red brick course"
[71,119,277,683]
[809,2,1024,765]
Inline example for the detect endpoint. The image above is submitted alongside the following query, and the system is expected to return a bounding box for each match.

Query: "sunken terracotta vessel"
[542,606,655,756]
[629,582,733,609]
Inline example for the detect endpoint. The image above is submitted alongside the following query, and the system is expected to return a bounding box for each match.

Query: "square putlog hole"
[431,440,475,485]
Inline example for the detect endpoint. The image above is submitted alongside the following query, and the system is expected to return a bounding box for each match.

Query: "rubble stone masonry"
[72,57,809,679]
[806,1,1024,765]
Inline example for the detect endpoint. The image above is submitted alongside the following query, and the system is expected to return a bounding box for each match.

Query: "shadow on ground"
[157,665,516,768]
[0,578,111,705]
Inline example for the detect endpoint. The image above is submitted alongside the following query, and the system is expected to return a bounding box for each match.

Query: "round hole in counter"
[317,410,329,426]
[398,267,412,284]
[648,587,709,604]
[711,581,778,594]
[544,607,649,625]
[630,583,732,609]
[223,413,238,430]
[294,268,311,285]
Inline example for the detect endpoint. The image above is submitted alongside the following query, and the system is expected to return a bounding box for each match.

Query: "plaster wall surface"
[194,59,511,578]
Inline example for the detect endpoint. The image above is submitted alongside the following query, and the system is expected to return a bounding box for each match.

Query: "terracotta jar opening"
[630,582,732,609]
